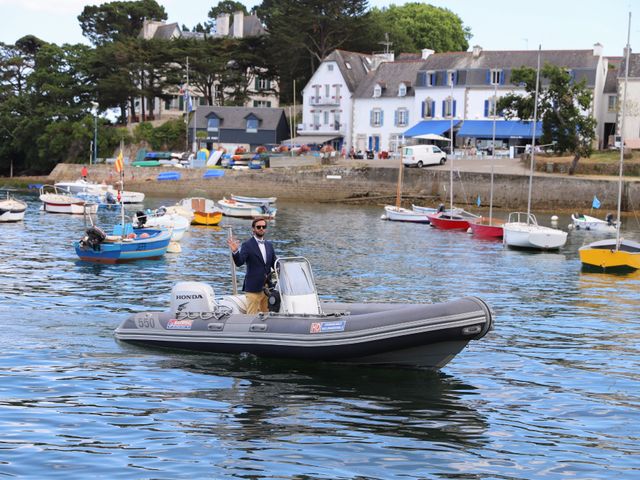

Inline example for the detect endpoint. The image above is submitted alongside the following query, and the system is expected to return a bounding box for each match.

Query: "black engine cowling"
[80,225,107,250]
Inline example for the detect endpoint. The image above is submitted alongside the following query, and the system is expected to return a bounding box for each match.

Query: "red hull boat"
[469,220,504,239]
[428,210,480,231]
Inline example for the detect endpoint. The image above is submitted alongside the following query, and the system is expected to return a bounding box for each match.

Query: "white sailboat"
[382,137,431,223]
[503,46,567,250]
[579,14,640,271]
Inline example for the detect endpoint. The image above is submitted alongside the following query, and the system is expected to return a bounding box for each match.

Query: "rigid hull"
[115,296,492,369]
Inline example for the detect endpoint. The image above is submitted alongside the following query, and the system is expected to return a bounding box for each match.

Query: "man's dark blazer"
[232,237,276,293]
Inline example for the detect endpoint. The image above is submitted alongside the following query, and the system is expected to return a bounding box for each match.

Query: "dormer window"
[207,116,220,132]
[490,69,503,85]
[246,116,259,132]
[373,84,382,98]
[427,71,436,87]
[327,64,334,72]
[345,61,352,70]
[448,70,457,86]
[398,83,407,96]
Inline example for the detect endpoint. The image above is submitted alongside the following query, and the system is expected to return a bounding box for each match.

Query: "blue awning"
[404,120,461,137]
[457,120,542,139]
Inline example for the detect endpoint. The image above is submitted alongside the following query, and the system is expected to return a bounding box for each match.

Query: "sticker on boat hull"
[167,319,193,330]
[310,320,346,333]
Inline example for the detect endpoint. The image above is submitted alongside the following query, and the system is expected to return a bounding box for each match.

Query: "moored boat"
[469,218,504,239]
[114,257,493,369]
[135,208,190,242]
[218,197,276,219]
[383,205,430,223]
[178,197,223,225]
[503,212,567,250]
[39,185,98,215]
[0,190,27,222]
[230,194,277,206]
[428,209,480,230]
[571,213,617,233]
[54,179,144,204]
[74,223,172,264]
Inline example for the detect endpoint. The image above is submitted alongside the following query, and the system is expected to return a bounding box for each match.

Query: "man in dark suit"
[227,218,277,314]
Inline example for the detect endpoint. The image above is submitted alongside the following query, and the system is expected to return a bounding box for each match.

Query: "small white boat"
[163,203,195,224]
[230,194,277,206]
[39,185,99,215]
[503,212,567,250]
[218,197,276,219]
[54,179,144,204]
[412,204,438,215]
[383,205,430,223]
[0,191,27,222]
[135,208,190,242]
[571,213,617,233]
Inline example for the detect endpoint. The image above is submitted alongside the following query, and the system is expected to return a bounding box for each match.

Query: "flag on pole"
[476,195,481,207]
[186,92,193,113]
[115,150,124,174]
[592,195,601,209]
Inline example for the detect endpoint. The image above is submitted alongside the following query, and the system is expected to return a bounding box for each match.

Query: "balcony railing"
[297,123,344,134]
[309,96,341,106]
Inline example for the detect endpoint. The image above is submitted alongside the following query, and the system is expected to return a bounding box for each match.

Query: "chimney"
[472,45,482,58]
[216,13,230,36]
[593,43,603,57]
[233,11,244,38]
[421,48,434,60]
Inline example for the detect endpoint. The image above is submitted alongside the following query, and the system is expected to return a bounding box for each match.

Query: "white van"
[402,145,447,168]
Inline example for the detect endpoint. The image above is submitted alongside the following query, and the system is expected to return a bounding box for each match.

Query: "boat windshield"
[277,258,317,296]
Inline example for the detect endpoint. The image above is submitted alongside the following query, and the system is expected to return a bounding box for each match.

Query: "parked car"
[402,145,447,168]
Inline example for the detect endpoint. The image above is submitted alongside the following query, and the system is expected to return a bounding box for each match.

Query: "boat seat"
[104,235,121,243]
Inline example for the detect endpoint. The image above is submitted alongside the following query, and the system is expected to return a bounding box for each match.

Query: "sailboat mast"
[449,72,454,211]
[616,12,631,249]
[490,81,497,224]
[526,46,542,221]
[395,136,404,209]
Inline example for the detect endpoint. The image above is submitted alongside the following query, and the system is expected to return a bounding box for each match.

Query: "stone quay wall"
[48,162,639,212]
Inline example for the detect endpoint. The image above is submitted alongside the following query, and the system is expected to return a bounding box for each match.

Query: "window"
[398,83,407,96]
[395,108,409,127]
[207,117,219,132]
[246,117,258,132]
[327,64,334,71]
[253,100,272,107]
[422,98,435,118]
[484,97,499,117]
[448,70,457,86]
[608,95,618,112]
[256,77,270,90]
[373,85,382,98]
[323,111,329,124]
[490,69,503,85]
[325,84,330,98]
[443,98,456,117]
[370,109,383,127]
[334,112,341,130]
[345,62,352,70]
[427,71,436,86]
[313,112,320,130]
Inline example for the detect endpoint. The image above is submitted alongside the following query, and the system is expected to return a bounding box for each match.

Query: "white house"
[618,52,640,149]
[296,50,387,150]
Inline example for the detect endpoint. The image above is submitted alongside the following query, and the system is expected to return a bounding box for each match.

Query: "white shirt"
[254,236,267,263]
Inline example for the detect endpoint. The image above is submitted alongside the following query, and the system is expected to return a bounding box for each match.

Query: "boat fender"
[81,225,107,250]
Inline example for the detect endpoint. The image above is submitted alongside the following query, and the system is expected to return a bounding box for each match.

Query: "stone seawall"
[48,163,639,211]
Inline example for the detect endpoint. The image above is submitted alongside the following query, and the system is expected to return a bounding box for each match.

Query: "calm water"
[0,193,639,479]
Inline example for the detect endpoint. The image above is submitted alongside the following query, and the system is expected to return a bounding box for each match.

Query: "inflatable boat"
[115,257,493,369]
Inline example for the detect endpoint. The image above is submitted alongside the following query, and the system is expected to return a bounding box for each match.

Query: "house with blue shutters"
[305,44,611,154]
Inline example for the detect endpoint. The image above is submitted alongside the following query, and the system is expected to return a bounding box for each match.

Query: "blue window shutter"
[370,110,374,126]
[453,100,457,117]
[442,100,446,116]
[484,100,489,117]
[421,101,425,118]
[368,136,372,150]
[406,110,409,125]
[394,110,398,126]
[380,110,384,126]
[486,70,491,84]
[431,101,435,118]
[453,71,457,85]
[500,71,505,85]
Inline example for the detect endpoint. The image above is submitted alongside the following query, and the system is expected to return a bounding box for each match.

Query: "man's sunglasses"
[254,225,267,230]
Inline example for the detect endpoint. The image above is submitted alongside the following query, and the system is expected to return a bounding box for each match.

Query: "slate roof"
[620,52,640,78]
[189,106,285,130]
[421,49,601,70]
[323,50,374,92]
[354,60,426,98]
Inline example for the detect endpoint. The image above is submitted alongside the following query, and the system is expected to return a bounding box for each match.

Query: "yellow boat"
[179,197,223,226]
[579,239,640,271]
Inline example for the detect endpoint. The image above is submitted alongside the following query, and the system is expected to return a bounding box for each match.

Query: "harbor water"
[0,194,638,479]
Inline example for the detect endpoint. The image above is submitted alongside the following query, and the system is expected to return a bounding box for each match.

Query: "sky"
[0,0,638,57]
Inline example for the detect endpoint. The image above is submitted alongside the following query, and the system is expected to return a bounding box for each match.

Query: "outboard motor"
[155,206,167,217]
[133,210,147,228]
[605,213,615,225]
[437,203,446,213]
[170,282,217,317]
[80,225,107,250]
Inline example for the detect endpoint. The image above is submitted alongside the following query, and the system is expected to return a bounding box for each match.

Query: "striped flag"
[115,150,124,174]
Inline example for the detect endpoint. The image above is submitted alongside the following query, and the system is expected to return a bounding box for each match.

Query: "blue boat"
[74,223,172,264]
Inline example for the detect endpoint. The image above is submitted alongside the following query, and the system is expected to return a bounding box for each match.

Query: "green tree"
[77,0,167,45]
[364,3,470,54]
[498,64,597,175]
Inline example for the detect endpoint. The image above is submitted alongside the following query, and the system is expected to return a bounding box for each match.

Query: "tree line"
[0,0,470,175]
